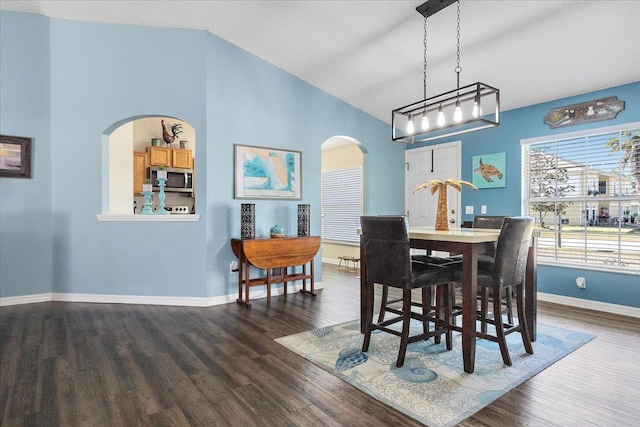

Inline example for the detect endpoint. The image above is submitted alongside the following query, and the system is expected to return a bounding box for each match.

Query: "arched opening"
[320,136,366,266]
[103,115,196,216]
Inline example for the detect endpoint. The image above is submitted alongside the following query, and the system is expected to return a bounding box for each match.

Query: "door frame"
[405,140,462,227]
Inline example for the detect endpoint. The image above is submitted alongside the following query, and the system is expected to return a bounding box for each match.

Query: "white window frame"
[321,168,363,244]
[521,121,640,275]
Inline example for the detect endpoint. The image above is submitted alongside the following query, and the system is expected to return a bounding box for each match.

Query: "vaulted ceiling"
[2,1,639,124]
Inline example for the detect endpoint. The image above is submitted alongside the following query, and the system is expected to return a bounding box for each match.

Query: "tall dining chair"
[471,216,514,331]
[405,215,508,330]
[360,216,454,368]
[450,216,536,366]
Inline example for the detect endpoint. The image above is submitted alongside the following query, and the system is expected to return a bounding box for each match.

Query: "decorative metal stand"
[297,204,310,236]
[241,203,255,239]
[156,178,170,215]
[140,191,154,215]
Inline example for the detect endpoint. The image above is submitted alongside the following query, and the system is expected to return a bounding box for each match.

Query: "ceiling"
[2,1,639,124]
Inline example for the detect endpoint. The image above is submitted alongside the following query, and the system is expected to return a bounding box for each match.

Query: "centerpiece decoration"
[270,224,285,238]
[413,178,477,230]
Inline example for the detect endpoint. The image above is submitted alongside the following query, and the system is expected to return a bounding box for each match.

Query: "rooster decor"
[413,178,478,230]
[161,120,183,147]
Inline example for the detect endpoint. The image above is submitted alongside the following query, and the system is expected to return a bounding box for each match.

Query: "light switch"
[465,206,474,215]
[481,205,487,214]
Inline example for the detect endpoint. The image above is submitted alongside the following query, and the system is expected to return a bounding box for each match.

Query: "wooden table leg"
[525,235,538,341]
[266,269,272,304]
[299,262,317,296]
[236,254,252,308]
[283,267,288,298]
[461,243,478,374]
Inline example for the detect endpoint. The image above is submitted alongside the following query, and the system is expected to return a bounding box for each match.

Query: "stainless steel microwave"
[149,167,194,193]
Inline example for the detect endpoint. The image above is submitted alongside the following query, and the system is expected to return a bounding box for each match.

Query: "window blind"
[522,123,640,273]
[322,168,362,243]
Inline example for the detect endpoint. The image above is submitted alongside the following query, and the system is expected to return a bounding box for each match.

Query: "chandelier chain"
[455,0,461,86]
[423,16,428,100]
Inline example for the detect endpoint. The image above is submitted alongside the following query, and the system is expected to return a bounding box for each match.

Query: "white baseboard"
[0,282,323,308]
[0,293,53,306]
[2,286,636,318]
[538,292,640,318]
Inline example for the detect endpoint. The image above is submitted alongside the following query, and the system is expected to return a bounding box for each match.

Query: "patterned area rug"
[275,320,595,427]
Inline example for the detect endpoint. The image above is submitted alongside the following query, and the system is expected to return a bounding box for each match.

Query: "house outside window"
[522,123,640,273]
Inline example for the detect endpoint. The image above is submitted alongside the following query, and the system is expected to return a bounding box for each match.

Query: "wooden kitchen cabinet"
[147,146,171,167]
[147,146,193,169]
[172,148,193,169]
[133,151,148,194]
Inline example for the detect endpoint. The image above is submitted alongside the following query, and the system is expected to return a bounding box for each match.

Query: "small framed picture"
[0,135,32,178]
[472,152,505,189]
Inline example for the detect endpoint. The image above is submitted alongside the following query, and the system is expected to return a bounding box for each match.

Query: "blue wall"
[0,12,53,297]
[1,10,636,309]
[410,81,640,308]
[0,11,404,301]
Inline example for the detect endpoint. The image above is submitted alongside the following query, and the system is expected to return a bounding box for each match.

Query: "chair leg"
[378,285,390,323]
[480,287,490,334]
[444,283,453,351]
[421,287,431,337]
[516,285,534,355]
[493,291,512,366]
[396,289,412,368]
[430,287,442,345]
[506,288,514,325]
[362,283,374,353]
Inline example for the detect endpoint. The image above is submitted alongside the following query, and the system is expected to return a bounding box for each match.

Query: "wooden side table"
[230,236,321,307]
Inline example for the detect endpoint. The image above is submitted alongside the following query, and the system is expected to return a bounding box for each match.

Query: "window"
[321,168,362,243]
[522,122,640,273]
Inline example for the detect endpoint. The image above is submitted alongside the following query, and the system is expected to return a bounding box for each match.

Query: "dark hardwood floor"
[1,264,639,426]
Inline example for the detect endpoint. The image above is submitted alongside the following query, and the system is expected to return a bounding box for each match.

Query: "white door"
[405,141,461,228]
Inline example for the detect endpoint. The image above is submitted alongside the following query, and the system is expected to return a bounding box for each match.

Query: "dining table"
[359,226,538,374]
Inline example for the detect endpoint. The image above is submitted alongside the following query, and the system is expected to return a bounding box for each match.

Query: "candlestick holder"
[140,191,154,215]
[156,178,170,215]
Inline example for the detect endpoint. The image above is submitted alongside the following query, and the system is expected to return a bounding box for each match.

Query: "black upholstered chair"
[450,216,535,366]
[410,215,508,330]
[360,216,454,367]
[471,216,514,331]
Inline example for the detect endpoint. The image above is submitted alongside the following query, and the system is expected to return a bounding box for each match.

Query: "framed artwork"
[0,135,32,178]
[472,152,505,189]
[234,144,302,200]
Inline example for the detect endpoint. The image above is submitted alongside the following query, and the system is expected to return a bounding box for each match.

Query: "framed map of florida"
[234,144,302,200]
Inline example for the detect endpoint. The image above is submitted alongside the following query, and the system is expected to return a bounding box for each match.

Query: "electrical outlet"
[481,205,487,214]
[576,277,586,288]
[230,261,238,273]
[465,206,474,215]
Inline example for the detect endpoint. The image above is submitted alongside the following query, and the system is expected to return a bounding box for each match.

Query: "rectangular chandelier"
[392,81,500,144]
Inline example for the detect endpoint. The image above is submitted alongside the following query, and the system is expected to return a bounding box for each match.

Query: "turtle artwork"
[474,158,503,182]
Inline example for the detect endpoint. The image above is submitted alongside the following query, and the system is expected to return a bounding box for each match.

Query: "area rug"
[275,320,595,427]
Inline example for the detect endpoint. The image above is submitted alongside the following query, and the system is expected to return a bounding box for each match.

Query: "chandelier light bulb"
[454,99,463,123]
[407,115,415,134]
[421,111,430,130]
[472,94,482,118]
[437,105,446,127]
